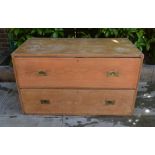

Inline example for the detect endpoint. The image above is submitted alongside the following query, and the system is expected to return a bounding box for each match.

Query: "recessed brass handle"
[106,71,119,77]
[40,99,50,104]
[105,100,115,105]
[37,70,47,76]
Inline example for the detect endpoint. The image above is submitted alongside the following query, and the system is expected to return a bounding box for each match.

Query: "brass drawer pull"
[37,70,47,76]
[105,100,115,105]
[40,99,50,104]
[106,71,119,77]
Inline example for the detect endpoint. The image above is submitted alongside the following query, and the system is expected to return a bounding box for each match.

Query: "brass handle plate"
[105,100,115,105]
[40,99,50,104]
[37,70,47,76]
[106,71,119,77]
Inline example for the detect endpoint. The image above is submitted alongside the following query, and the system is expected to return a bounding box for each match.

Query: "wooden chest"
[12,38,143,115]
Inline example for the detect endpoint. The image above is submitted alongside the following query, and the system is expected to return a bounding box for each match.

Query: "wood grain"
[11,38,144,116]
[21,89,135,115]
[12,38,142,58]
[14,57,141,89]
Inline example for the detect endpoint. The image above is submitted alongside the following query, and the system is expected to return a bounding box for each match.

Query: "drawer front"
[21,89,135,115]
[15,58,141,89]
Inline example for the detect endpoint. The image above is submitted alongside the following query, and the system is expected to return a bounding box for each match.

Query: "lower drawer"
[20,89,136,115]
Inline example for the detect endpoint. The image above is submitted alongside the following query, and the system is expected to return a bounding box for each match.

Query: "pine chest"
[12,38,143,115]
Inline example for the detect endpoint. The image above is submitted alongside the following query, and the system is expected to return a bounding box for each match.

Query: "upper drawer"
[13,57,141,89]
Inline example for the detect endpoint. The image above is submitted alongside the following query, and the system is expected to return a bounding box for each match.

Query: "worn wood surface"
[14,57,141,89]
[12,38,143,57]
[11,38,143,115]
[21,89,135,115]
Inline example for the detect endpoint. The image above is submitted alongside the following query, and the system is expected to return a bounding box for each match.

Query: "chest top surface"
[12,38,143,58]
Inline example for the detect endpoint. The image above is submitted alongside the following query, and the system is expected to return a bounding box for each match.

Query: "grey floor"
[0,64,155,127]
